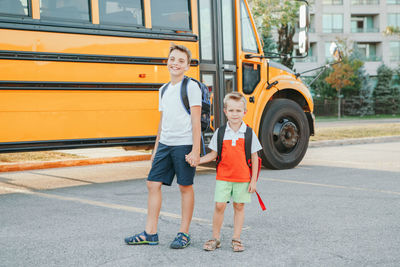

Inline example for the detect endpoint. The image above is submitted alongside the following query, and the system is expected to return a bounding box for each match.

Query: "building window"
[388,14,400,28]
[356,43,379,61]
[0,0,29,16]
[351,16,378,33]
[151,0,191,30]
[352,0,379,5]
[387,0,400,4]
[323,0,343,5]
[323,14,343,33]
[389,42,400,62]
[40,0,90,22]
[98,0,143,26]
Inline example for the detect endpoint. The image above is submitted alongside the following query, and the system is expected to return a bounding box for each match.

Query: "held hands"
[248,179,257,193]
[185,151,200,167]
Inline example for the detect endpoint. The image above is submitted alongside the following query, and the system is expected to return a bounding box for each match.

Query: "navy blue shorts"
[147,143,196,186]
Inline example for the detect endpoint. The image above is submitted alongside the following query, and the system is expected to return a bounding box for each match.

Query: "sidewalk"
[2,135,400,173]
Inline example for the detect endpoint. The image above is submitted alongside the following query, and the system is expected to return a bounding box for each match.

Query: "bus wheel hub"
[273,119,299,152]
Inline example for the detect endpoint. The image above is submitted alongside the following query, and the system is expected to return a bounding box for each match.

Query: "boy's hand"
[185,151,200,167]
[248,180,257,193]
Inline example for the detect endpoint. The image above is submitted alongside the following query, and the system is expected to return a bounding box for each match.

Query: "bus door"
[198,0,237,134]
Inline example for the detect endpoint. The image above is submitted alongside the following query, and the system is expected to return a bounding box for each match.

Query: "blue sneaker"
[170,232,191,249]
[124,231,159,245]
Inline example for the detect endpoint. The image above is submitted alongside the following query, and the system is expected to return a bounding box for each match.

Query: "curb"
[0,154,151,173]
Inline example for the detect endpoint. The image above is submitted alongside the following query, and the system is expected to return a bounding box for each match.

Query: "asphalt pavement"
[0,141,399,266]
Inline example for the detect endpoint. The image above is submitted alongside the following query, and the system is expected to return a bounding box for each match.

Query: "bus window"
[242,63,260,94]
[240,0,258,53]
[0,0,28,16]
[99,0,143,26]
[199,0,214,62]
[40,0,90,22]
[151,0,191,30]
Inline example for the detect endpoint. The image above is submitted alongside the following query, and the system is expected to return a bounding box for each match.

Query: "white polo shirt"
[158,79,202,146]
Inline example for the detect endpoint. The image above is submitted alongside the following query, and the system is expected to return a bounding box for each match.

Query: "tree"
[373,64,399,115]
[249,0,301,69]
[325,63,355,118]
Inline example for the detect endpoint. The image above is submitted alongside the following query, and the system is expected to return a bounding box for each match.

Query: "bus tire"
[259,99,310,169]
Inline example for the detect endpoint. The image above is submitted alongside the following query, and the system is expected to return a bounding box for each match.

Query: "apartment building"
[293,0,400,76]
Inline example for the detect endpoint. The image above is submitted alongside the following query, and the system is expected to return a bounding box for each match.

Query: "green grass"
[316,114,400,122]
[311,123,400,141]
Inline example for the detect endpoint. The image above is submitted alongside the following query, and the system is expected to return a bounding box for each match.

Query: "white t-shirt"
[158,79,202,146]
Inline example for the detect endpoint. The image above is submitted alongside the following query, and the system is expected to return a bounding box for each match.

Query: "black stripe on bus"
[0,136,157,153]
[0,50,199,66]
[0,81,164,91]
[0,18,198,42]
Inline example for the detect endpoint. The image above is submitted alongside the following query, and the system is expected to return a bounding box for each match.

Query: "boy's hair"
[168,43,192,65]
[223,92,247,110]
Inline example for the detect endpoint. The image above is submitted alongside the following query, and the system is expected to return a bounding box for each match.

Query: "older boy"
[124,44,202,249]
[197,92,262,252]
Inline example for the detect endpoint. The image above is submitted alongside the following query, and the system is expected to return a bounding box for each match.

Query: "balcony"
[323,28,344,33]
[361,55,382,61]
[352,0,379,5]
[351,27,379,33]
[294,56,318,63]
[390,56,400,62]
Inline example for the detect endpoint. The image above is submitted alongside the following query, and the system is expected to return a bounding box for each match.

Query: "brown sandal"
[203,238,221,251]
[231,239,245,252]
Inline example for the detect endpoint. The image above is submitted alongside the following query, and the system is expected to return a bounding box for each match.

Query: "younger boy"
[124,44,202,249]
[196,92,262,252]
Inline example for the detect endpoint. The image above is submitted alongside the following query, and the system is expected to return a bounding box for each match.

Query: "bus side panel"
[0,90,160,142]
[0,29,200,144]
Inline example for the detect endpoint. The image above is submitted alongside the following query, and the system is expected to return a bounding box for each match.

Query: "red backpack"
[216,124,266,211]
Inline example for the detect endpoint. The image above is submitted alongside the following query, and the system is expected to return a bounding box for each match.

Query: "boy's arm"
[151,112,162,162]
[248,152,258,193]
[186,105,201,167]
[199,150,218,164]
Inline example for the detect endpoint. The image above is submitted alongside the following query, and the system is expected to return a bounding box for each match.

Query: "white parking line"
[0,186,211,224]
[260,177,400,196]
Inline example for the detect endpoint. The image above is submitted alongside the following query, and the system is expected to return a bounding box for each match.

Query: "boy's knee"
[147,181,162,192]
[233,202,245,211]
[215,202,226,213]
[179,184,193,193]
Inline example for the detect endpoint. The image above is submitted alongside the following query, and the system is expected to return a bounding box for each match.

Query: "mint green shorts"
[214,180,251,203]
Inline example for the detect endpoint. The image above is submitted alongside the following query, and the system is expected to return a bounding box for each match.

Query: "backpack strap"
[180,76,190,115]
[160,82,170,98]
[216,124,227,167]
[244,125,252,168]
[160,77,190,116]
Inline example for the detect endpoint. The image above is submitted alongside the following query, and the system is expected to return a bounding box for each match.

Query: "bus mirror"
[329,42,343,62]
[299,4,309,28]
[298,30,309,54]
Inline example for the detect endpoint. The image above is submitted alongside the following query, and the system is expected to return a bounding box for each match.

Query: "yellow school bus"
[0,0,314,169]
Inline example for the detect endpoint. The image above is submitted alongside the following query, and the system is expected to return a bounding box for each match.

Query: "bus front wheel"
[259,99,310,169]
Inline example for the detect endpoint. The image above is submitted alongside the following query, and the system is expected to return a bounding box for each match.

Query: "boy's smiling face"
[167,49,189,78]
[224,99,246,126]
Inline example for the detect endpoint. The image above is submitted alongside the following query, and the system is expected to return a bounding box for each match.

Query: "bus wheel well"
[260,88,314,138]
[271,89,310,112]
